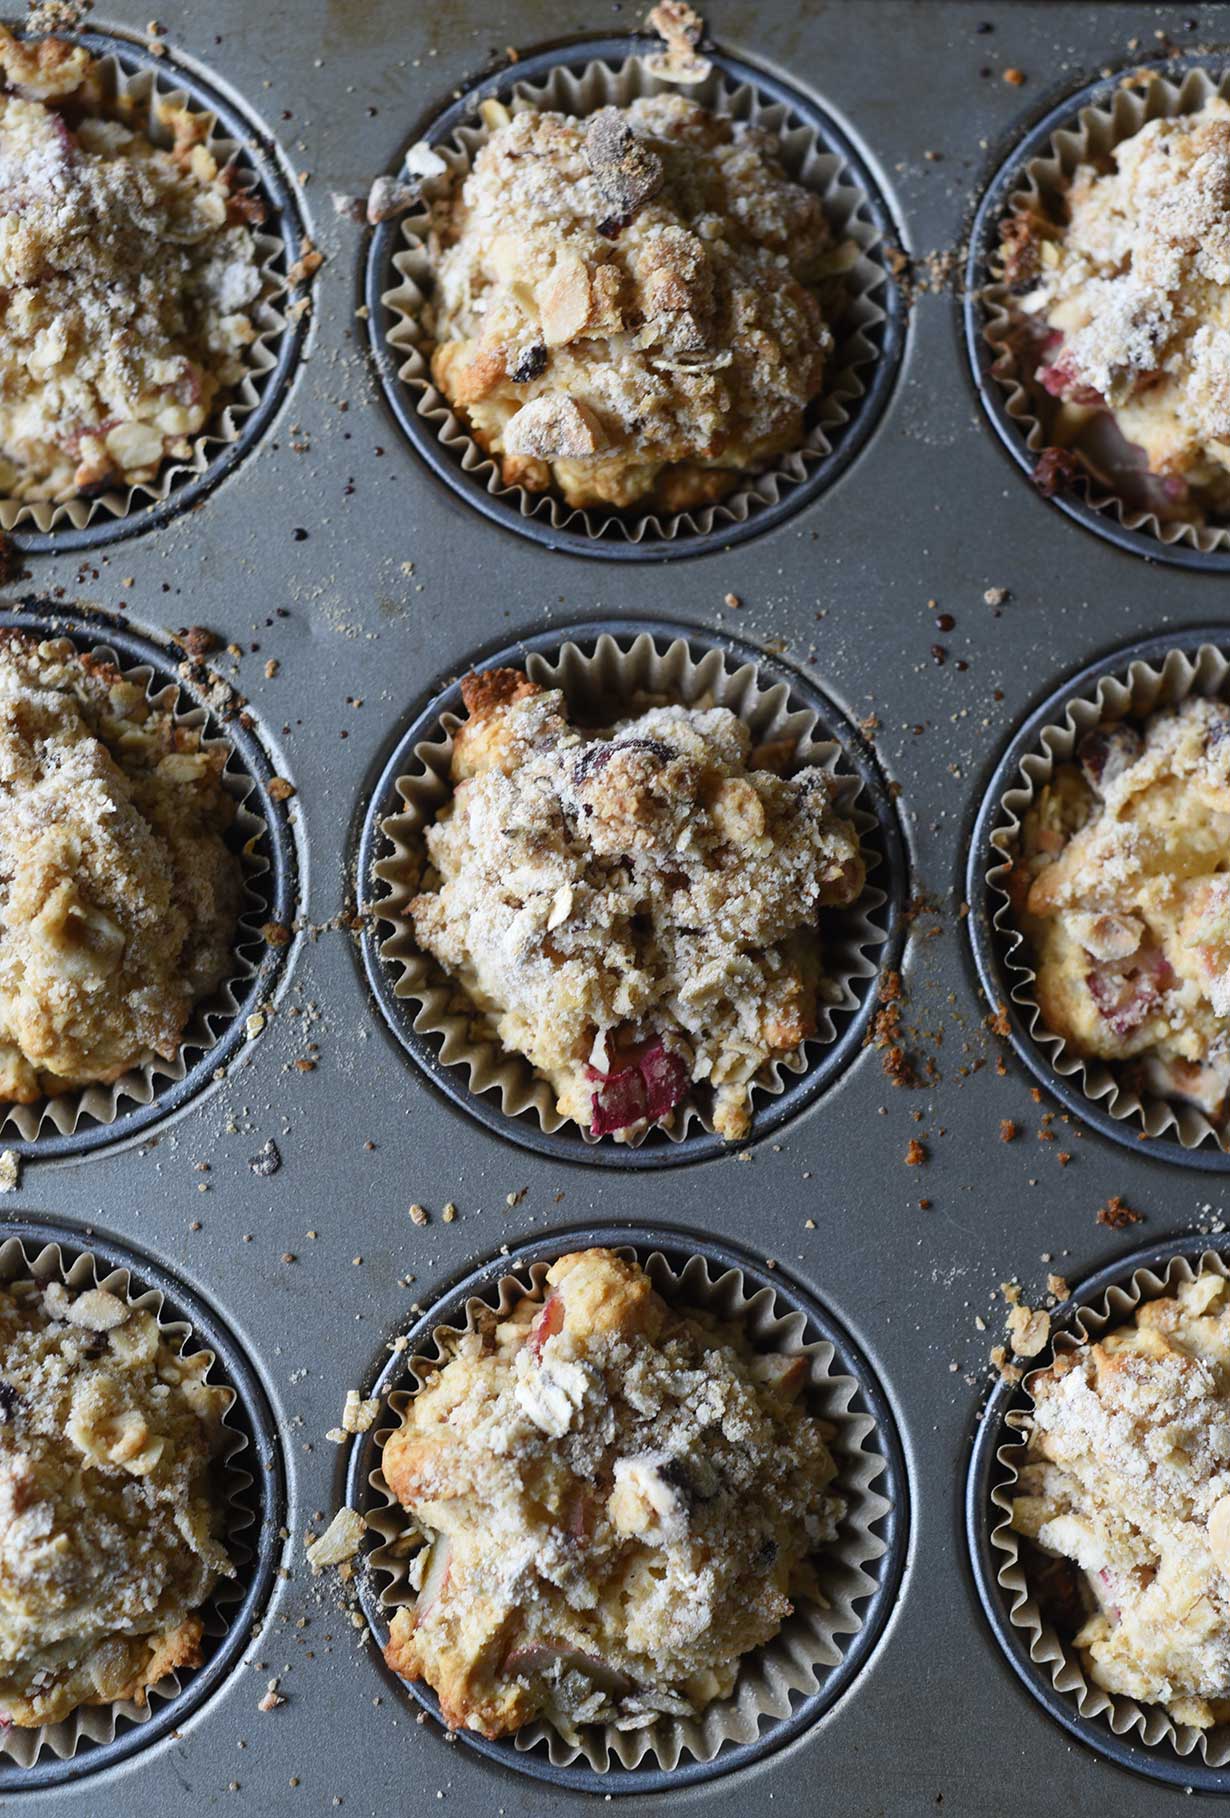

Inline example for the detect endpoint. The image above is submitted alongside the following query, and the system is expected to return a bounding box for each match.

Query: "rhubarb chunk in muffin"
[1016,697,1230,1122]
[406,666,866,1141]
[425,90,850,514]
[0,633,243,1102]
[0,1273,234,1727]
[1011,1272,1230,1729]
[999,98,1230,522]
[381,1247,843,1739]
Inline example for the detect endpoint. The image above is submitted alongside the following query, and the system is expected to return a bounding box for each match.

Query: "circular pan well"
[965,58,1230,574]
[3,24,308,558]
[347,1224,909,1795]
[0,1218,286,1790]
[0,601,300,1159]
[357,618,907,1168]
[364,32,905,562]
[967,1231,1230,1792]
[965,625,1230,1173]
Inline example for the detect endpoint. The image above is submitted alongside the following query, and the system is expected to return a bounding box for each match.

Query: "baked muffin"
[426,90,848,514]
[406,665,865,1141]
[382,1247,842,1739]
[0,26,266,506]
[1010,1271,1230,1729]
[0,1272,234,1728]
[0,633,243,1102]
[999,98,1230,521]
[1014,698,1230,1124]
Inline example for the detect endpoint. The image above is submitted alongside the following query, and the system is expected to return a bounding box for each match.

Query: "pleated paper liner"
[367,623,900,1157]
[0,610,296,1155]
[351,1230,905,1788]
[974,632,1230,1162]
[982,1240,1230,1776]
[974,62,1230,563]
[2,28,303,547]
[372,37,900,555]
[0,1226,282,1780]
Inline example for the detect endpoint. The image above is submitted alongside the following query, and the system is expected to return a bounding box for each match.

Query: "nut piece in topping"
[584,107,664,225]
[306,1506,366,1571]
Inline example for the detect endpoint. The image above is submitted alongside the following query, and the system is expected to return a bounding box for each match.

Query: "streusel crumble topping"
[427,91,847,513]
[382,1248,842,1738]
[407,666,865,1141]
[0,1273,233,1727]
[0,633,242,1102]
[0,26,265,504]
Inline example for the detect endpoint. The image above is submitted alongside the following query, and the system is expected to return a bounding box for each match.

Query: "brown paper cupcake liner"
[361,1243,894,1774]
[989,1245,1230,1764]
[985,638,1230,1154]
[379,51,889,544]
[373,628,890,1146]
[980,64,1230,555]
[0,629,274,1145]
[0,42,293,536]
[0,1234,257,1766]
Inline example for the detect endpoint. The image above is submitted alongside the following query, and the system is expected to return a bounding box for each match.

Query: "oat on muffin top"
[0,633,243,1104]
[1003,98,1230,512]
[382,1247,842,1738]
[1011,1272,1230,1728]
[0,1273,233,1727]
[427,91,846,514]
[407,666,865,1141]
[0,26,265,505]
[1017,697,1230,1121]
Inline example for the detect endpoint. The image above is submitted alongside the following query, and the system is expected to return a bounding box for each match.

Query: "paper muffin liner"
[372,628,890,1147]
[361,1242,894,1774]
[0,626,276,1146]
[988,1244,1230,1764]
[0,37,294,536]
[985,638,1230,1154]
[379,50,890,545]
[980,64,1230,555]
[0,1233,258,1766]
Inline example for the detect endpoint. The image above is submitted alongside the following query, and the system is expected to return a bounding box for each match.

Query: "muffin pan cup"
[347,1224,908,1793]
[0,603,299,1158]
[359,618,906,1164]
[966,58,1230,571]
[367,33,904,560]
[966,626,1230,1169]
[1,26,308,555]
[0,1218,285,1789]
[967,1233,1230,1791]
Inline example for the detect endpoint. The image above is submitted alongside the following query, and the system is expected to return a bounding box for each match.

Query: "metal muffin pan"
[9,4,1230,1816]
[347,1225,908,1793]
[357,617,906,1166]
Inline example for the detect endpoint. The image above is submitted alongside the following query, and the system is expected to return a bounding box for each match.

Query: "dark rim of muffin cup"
[356,617,907,1167]
[2,24,308,557]
[0,1218,286,1788]
[346,1223,909,1793]
[965,57,1230,572]
[364,33,906,562]
[965,625,1230,1172]
[0,602,300,1160]
[967,1231,1230,1791]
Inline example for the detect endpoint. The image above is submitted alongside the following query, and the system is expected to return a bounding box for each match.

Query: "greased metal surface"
[9,4,1230,1815]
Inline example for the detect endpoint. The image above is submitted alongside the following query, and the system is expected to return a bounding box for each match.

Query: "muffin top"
[0,633,243,1103]
[1011,1272,1230,1728]
[0,26,265,504]
[1004,98,1230,495]
[0,1272,233,1727]
[1018,697,1230,1119]
[427,91,842,513]
[381,1247,842,1739]
[407,666,865,1141]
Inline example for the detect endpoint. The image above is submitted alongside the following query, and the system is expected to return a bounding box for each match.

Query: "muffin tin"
[10,3,1230,1815]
